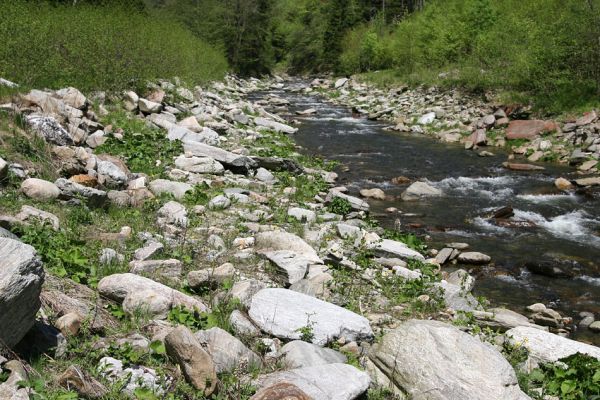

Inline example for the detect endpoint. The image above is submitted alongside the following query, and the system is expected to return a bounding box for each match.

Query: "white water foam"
[512,209,600,246]
[473,217,511,234]
[432,176,517,200]
[577,275,600,286]
[517,193,579,203]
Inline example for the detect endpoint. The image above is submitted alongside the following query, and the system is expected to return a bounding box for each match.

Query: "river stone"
[457,251,491,265]
[55,178,107,207]
[248,288,373,345]
[287,207,316,223]
[263,250,310,285]
[334,78,348,88]
[401,181,442,201]
[506,120,557,140]
[369,320,531,400]
[435,248,454,264]
[183,141,257,174]
[418,112,436,125]
[16,205,60,230]
[255,231,322,264]
[174,155,224,175]
[250,382,312,400]
[327,190,370,212]
[138,98,162,114]
[254,117,298,134]
[98,273,207,312]
[368,239,425,261]
[506,326,600,366]
[149,179,192,200]
[21,178,60,201]
[255,363,369,400]
[359,188,385,200]
[280,340,347,369]
[27,115,74,146]
[165,326,217,395]
[472,308,547,332]
[0,238,45,348]
[195,327,262,373]
[437,280,481,312]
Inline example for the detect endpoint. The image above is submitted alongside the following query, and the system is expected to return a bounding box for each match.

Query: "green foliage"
[0,0,228,92]
[531,353,600,399]
[18,223,96,285]
[327,197,353,216]
[341,0,600,112]
[381,229,427,253]
[167,306,208,331]
[97,111,182,176]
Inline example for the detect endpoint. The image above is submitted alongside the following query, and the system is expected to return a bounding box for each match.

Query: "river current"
[255,85,600,344]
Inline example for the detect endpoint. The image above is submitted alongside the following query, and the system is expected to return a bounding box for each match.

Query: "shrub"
[0,0,228,92]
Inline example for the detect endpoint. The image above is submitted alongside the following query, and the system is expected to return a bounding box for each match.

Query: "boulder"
[368,239,425,261]
[401,181,442,201]
[575,110,597,126]
[0,361,29,399]
[0,238,44,348]
[334,78,349,88]
[56,87,87,109]
[97,160,127,188]
[174,155,224,175]
[248,288,373,345]
[138,98,162,114]
[165,326,217,395]
[195,327,262,373]
[263,250,310,285]
[502,162,545,171]
[15,205,60,230]
[157,201,188,228]
[255,231,321,264]
[255,363,369,400]
[57,365,107,399]
[55,178,107,207]
[26,115,73,146]
[183,141,257,174]
[255,117,298,134]
[437,280,481,312]
[418,112,436,125]
[369,320,531,400]
[97,273,207,312]
[250,382,311,400]
[506,120,557,140]
[168,126,220,146]
[506,326,600,366]
[21,178,60,201]
[287,207,316,223]
[554,177,573,191]
[280,340,346,369]
[149,179,192,200]
[472,308,546,332]
[0,157,7,181]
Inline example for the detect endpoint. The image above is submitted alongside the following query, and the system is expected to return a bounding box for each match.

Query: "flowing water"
[254,85,600,344]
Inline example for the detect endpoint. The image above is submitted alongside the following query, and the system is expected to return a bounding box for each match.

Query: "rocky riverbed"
[0,75,599,399]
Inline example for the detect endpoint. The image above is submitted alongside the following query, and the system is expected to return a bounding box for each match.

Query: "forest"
[1,0,600,110]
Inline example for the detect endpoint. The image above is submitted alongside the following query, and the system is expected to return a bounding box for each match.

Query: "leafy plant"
[327,197,352,216]
[381,229,427,253]
[532,353,600,399]
[167,306,208,331]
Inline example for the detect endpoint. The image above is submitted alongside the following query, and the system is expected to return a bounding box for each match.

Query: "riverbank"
[0,75,599,399]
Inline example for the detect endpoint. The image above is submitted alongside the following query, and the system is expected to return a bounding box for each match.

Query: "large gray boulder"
[369,320,531,400]
[195,327,262,373]
[254,117,298,134]
[26,115,74,146]
[248,288,373,345]
[148,179,192,200]
[55,178,107,207]
[506,326,600,366]
[21,178,60,201]
[0,238,45,348]
[326,190,369,212]
[263,250,310,286]
[255,363,369,400]
[255,231,321,264]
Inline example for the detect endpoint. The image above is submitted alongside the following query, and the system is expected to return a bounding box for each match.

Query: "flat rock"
[280,340,346,369]
[369,320,531,400]
[472,308,547,332]
[255,117,298,134]
[359,188,385,200]
[263,250,310,285]
[368,239,425,261]
[506,326,600,365]
[506,120,556,140]
[27,115,74,146]
[255,231,321,264]
[255,363,369,400]
[98,273,207,312]
[288,207,316,223]
[55,178,107,207]
[183,141,256,174]
[575,176,600,186]
[502,162,545,171]
[248,288,373,345]
[174,155,224,175]
[0,238,44,347]
[401,181,442,201]
[326,190,370,212]
[195,327,262,373]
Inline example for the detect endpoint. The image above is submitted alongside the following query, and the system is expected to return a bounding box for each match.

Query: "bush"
[340,0,600,112]
[0,0,228,92]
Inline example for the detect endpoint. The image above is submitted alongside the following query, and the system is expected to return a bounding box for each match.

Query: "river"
[255,84,600,345]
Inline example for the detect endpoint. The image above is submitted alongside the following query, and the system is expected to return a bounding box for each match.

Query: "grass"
[0,0,228,92]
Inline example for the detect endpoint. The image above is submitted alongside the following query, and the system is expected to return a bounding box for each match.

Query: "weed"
[327,197,352,216]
